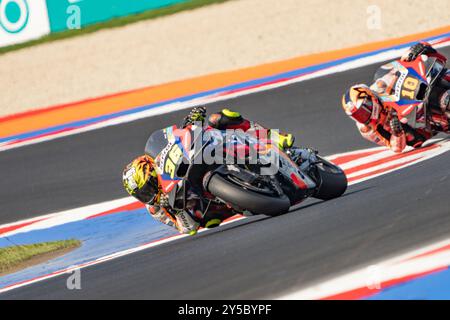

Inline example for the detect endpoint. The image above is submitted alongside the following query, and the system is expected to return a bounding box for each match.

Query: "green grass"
[0,0,233,55]
[0,239,81,274]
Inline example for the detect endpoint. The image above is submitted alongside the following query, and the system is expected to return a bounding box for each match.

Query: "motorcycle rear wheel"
[206,173,291,217]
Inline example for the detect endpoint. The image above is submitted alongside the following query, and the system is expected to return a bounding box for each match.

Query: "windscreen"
[145,129,169,158]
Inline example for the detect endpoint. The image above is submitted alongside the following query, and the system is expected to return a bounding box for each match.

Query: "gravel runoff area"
[1,0,449,117]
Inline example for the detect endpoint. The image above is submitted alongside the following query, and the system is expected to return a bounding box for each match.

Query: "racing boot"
[269,130,295,150]
[205,219,222,229]
[174,210,200,236]
[208,108,249,130]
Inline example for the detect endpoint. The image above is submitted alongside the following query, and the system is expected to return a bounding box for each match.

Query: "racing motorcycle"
[374,53,450,133]
[144,125,347,224]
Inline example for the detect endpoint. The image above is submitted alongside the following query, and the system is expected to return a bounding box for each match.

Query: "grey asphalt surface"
[1,47,450,299]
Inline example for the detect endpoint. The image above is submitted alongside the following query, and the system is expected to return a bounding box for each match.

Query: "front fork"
[286,147,319,171]
[281,147,319,203]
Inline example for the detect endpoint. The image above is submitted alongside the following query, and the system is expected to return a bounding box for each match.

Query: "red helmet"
[342,85,379,125]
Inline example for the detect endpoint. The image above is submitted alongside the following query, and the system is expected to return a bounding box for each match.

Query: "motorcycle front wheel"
[312,156,348,200]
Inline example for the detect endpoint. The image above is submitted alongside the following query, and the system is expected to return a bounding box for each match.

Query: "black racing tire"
[313,159,348,200]
[206,174,291,217]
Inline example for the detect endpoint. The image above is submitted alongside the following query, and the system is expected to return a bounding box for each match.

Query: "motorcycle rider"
[122,107,313,235]
[342,42,449,153]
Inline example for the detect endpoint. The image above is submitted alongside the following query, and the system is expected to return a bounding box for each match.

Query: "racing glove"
[183,107,207,127]
[389,111,404,136]
[158,193,170,207]
[404,42,437,62]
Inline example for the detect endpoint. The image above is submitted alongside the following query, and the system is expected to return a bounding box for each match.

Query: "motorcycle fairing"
[277,147,316,190]
[147,125,317,203]
[376,60,427,119]
[146,125,193,193]
[374,59,430,128]
[214,129,316,193]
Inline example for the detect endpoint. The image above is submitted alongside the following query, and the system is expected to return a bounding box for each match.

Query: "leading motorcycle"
[144,125,347,224]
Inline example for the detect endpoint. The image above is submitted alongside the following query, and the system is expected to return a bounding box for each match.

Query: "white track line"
[339,149,396,170]
[277,237,450,300]
[345,144,447,179]
[0,197,136,237]
[0,215,246,294]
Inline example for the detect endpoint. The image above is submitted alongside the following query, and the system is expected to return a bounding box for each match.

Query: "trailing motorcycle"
[374,54,450,133]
